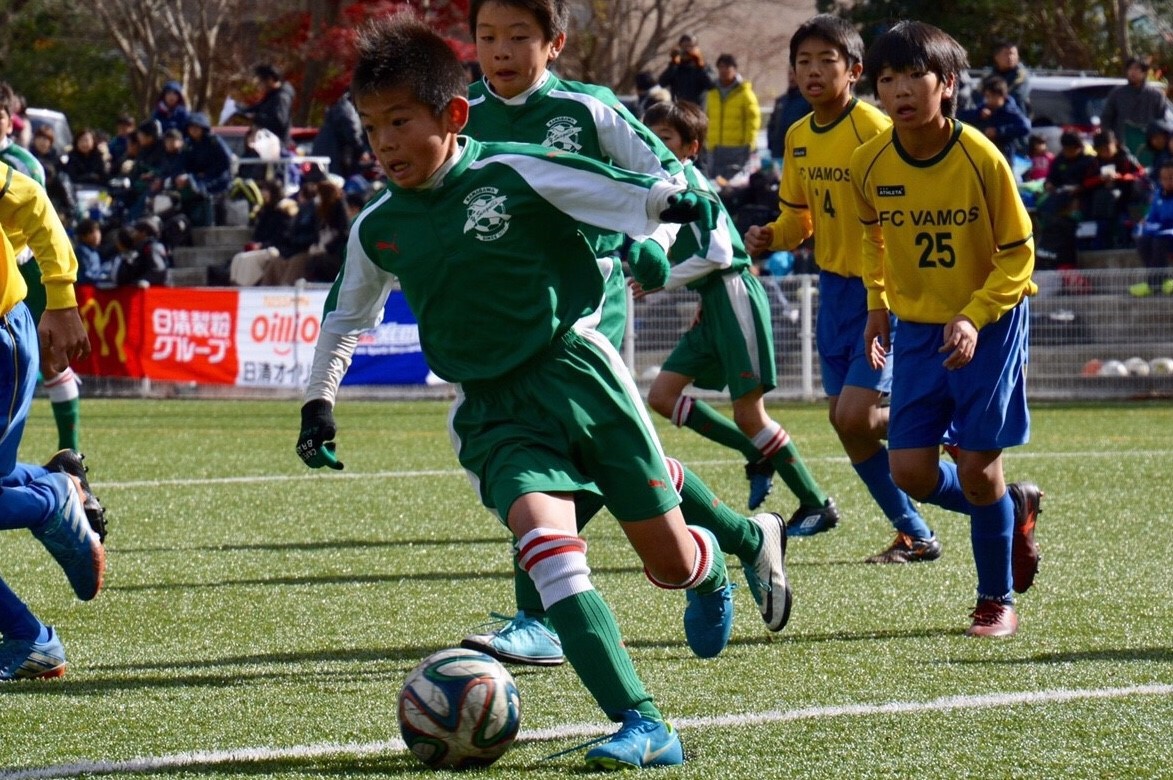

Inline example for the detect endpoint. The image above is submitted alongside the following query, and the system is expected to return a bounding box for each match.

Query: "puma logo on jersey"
[376,239,399,253]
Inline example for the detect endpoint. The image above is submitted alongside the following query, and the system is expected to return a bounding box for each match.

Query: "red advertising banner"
[73,285,424,388]
[76,286,237,384]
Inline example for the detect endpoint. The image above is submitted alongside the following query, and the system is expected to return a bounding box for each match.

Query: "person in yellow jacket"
[704,53,761,180]
[0,160,107,681]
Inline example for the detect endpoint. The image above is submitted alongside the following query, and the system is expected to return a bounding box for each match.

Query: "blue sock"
[0,578,42,641]
[925,461,973,515]
[853,448,933,538]
[970,492,1014,601]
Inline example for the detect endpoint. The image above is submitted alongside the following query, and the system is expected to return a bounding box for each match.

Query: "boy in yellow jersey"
[849,21,1043,637]
[0,161,107,680]
[744,15,936,554]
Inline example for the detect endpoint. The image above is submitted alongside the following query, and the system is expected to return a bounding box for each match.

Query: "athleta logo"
[463,187,511,242]
[793,147,807,157]
[876,185,905,197]
[543,117,583,153]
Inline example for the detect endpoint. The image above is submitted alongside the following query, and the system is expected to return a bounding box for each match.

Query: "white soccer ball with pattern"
[398,648,521,769]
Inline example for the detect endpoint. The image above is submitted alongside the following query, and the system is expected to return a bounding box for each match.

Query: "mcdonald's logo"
[80,298,128,363]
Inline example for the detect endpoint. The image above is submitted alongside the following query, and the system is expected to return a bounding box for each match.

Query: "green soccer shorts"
[451,328,680,524]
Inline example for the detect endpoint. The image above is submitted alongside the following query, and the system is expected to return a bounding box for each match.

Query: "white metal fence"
[631,269,1173,402]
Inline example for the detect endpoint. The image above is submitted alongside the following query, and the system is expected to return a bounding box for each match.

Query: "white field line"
[94,449,1173,490]
[2,683,1170,779]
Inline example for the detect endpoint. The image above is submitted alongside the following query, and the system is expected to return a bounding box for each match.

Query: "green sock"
[770,440,827,507]
[679,465,762,562]
[689,525,729,595]
[682,398,761,462]
[51,398,80,451]
[546,590,660,721]
[512,551,546,618]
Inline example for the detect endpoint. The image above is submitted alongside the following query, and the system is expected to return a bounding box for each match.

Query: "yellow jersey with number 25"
[850,119,1036,329]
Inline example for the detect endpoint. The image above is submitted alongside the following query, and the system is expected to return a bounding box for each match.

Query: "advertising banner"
[73,285,429,388]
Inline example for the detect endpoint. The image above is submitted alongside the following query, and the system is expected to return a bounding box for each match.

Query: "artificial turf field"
[1,398,1170,779]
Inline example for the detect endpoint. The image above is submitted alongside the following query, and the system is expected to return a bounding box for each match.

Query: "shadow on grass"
[110,565,645,592]
[117,536,508,553]
[947,646,1173,665]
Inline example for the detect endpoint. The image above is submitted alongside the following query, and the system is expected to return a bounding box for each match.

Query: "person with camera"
[658,34,715,107]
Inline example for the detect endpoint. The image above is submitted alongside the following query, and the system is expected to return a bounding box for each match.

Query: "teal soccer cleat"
[0,628,68,681]
[31,473,105,602]
[460,611,565,666]
[584,711,684,770]
[683,582,734,659]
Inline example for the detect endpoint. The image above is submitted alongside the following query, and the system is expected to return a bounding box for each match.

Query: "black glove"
[297,399,344,470]
[659,188,720,230]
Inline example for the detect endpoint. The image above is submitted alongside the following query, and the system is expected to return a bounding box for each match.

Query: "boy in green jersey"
[297,15,738,769]
[460,0,793,666]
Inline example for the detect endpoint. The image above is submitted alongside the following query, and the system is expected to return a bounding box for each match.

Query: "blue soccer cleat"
[745,459,775,510]
[584,711,684,770]
[785,497,840,537]
[0,627,68,681]
[683,582,734,659]
[740,512,792,631]
[31,473,105,602]
[460,611,565,666]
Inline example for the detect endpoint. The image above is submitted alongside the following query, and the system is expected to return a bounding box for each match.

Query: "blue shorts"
[817,271,892,397]
[0,303,39,476]
[888,300,1031,451]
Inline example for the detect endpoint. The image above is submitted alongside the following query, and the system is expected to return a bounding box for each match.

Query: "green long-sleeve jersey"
[466,72,683,259]
[305,137,685,397]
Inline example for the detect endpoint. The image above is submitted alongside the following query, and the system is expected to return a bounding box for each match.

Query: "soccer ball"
[1150,357,1173,376]
[1098,359,1129,377]
[398,648,521,770]
[1124,357,1151,377]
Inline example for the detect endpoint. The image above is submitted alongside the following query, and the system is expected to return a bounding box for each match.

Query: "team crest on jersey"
[876,185,905,197]
[463,187,511,241]
[543,116,583,152]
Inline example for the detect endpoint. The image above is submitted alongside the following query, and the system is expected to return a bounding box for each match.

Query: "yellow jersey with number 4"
[769,98,889,279]
[849,120,1036,329]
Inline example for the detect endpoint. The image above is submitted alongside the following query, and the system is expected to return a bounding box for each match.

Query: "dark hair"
[352,14,467,115]
[261,179,285,202]
[0,82,17,117]
[1124,56,1151,72]
[1092,129,1118,148]
[1159,158,1173,173]
[468,0,568,41]
[254,64,281,82]
[34,124,55,141]
[133,217,160,237]
[642,99,707,154]
[76,217,101,237]
[1059,131,1083,148]
[115,227,135,250]
[789,14,865,69]
[1027,133,1047,148]
[980,75,1009,97]
[863,20,969,118]
[716,53,737,68]
[992,40,1018,54]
